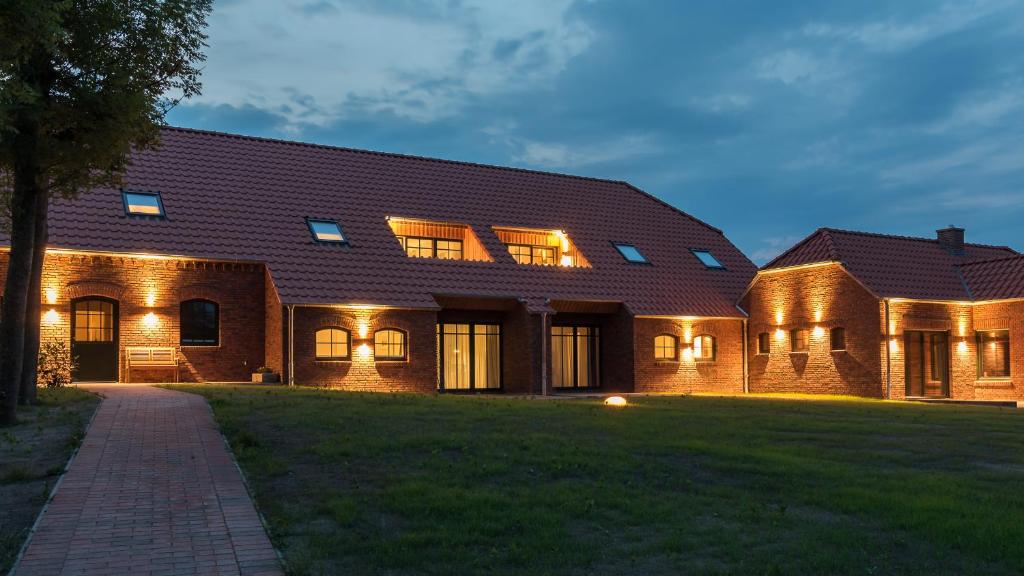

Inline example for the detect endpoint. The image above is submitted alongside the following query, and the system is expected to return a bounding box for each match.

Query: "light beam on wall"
[43,309,59,325]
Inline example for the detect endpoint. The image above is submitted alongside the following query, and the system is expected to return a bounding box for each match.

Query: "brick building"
[741,227,1024,401]
[11,127,758,394]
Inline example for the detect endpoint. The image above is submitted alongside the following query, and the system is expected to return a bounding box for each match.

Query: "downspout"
[287,304,295,386]
[883,299,891,399]
[540,311,549,396]
[741,319,749,394]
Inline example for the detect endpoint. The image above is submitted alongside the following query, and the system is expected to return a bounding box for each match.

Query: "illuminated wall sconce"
[889,338,899,352]
[814,310,823,322]
[43,309,59,325]
[357,322,369,339]
[774,328,786,340]
[957,340,968,354]
[559,254,573,267]
[142,312,159,329]
[357,343,371,358]
[812,326,825,338]
[682,344,694,362]
[45,288,58,305]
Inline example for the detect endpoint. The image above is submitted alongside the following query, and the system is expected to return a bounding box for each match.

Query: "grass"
[168,385,1024,576]
[0,387,99,575]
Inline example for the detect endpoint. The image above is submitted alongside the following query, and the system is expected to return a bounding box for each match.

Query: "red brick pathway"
[14,385,283,576]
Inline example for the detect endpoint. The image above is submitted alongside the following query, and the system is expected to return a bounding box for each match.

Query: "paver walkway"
[14,384,282,576]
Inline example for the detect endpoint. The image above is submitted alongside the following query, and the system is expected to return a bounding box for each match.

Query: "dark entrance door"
[71,297,119,382]
[904,331,949,398]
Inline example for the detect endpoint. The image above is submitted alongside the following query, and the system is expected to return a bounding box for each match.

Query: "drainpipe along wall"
[287,304,295,386]
[884,299,891,399]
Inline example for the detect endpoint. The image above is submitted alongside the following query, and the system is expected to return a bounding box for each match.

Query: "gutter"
[883,299,891,399]
[287,304,295,386]
[741,319,749,394]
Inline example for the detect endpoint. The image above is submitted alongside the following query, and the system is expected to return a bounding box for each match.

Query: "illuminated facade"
[742,227,1024,401]
[7,127,757,393]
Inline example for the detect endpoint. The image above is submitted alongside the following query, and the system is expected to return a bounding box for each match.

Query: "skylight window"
[692,249,725,269]
[613,242,649,264]
[308,219,346,243]
[123,191,164,217]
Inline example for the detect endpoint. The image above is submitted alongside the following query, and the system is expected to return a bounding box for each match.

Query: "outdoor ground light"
[604,395,628,407]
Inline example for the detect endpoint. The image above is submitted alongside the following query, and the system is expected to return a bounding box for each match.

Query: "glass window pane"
[979,331,1010,378]
[124,192,163,215]
[692,250,724,268]
[614,243,648,263]
[309,220,345,242]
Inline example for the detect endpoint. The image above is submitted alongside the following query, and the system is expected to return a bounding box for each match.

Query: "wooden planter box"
[251,372,280,384]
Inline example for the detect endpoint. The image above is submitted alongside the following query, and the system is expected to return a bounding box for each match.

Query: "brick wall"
[30,251,265,383]
[264,268,284,378]
[963,300,1023,400]
[742,264,884,397]
[548,311,634,392]
[633,317,744,394]
[290,306,437,392]
[885,301,973,400]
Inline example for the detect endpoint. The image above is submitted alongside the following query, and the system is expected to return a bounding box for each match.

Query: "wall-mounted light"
[775,311,784,325]
[559,254,573,267]
[357,343,371,358]
[812,326,825,338]
[889,338,899,352]
[142,312,158,329]
[357,321,369,339]
[957,340,968,354]
[45,288,58,305]
[43,309,59,325]
[682,344,694,362]
[774,328,786,340]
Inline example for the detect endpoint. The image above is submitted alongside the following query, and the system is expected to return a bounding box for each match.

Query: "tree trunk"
[18,192,49,405]
[0,120,42,426]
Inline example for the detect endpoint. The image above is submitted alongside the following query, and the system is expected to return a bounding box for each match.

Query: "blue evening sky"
[168,0,1024,263]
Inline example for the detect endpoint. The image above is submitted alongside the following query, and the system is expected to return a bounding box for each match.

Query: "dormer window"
[613,242,648,264]
[493,227,590,268]
[387,217,491,262]
[692,249,724,269]
[308,219,346,243]
[123,191,165,217]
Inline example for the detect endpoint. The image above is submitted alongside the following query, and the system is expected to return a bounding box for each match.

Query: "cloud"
[801,1,1015,52]
[755,50,822,85]
[750,235,805,264]
[194,0,594,126]
[511,134,659,169]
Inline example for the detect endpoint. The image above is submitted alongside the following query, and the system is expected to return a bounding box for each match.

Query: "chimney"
[937,225,965,255]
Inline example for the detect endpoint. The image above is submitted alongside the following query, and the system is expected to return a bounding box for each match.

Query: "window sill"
[789,351,808,355]
[975,379,1012,387]
[830,349,847,353]
[181,345,220,349]
[375,358,408,363]
[315,359,351,363]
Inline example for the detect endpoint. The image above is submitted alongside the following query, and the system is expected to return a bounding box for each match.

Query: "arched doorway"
[71,297,119,381]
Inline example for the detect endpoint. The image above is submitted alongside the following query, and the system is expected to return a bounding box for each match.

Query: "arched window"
[654,334,679,360]
[315,328,350,360]
[374,329,407,360]
[180,299,218,346]
[693,334,716,361]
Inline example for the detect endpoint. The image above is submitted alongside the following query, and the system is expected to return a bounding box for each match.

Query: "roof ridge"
[821,228,840,261]
[760,228,837,270]
[821,227,1017,253]
[161,125,634,188]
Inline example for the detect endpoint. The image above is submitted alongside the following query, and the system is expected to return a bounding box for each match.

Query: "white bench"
[125,347,179,383]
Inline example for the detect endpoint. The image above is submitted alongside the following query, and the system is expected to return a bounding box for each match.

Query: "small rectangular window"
[757,332,770,354]
[977,330,1010,379]
[830,327,846,351]
[308,219,346,243]
[123,191,165,217]
[691,249,724,269]
[613,243,649,264]
[791,329,809,352]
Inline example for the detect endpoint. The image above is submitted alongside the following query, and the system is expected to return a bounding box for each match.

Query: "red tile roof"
[763,228,1018,301]
[37,127,756,317]
[959,255,1024,301]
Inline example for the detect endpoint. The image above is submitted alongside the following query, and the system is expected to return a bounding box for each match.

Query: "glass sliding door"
[551,325,600,389]
[904,331,949,398]
[438,323,501,390]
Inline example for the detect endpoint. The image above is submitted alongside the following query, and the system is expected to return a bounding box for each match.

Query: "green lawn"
[1,387,99,575]
[169,385,1024,576]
